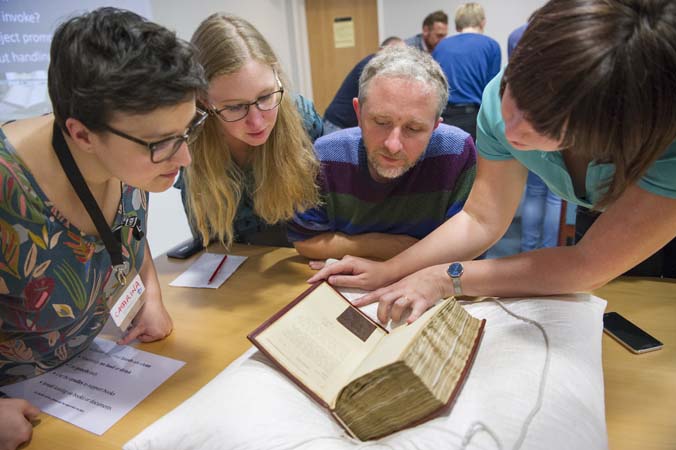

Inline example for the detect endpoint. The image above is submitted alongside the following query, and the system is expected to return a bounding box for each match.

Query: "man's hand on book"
[351,265,448,324]
[307,255,394,291]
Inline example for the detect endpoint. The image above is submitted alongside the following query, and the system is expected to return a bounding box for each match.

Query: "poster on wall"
[0,0,151,122]
[333,17,355,48]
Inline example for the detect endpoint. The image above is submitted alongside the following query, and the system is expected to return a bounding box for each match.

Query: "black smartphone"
[166,237,204,259]
[603,312,663,354]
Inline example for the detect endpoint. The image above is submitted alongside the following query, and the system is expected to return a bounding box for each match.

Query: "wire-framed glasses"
[210,88,285,123]
[103,108,207,163]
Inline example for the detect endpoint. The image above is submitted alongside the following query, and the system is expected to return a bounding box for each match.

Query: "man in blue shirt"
[507,24,526,58]
[432,3,500,140]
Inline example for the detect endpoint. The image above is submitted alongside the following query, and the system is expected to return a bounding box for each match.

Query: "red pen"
[208,254,228,284]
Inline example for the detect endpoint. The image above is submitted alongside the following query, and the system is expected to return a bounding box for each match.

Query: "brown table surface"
[21,245,676,449]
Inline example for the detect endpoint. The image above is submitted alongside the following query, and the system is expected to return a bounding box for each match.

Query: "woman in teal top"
[309,0,676,324]
[0,8,205,449]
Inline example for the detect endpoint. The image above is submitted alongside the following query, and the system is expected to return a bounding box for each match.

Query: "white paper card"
[1,338,184,435]
[110,274,145,329]
[169,253,247,289]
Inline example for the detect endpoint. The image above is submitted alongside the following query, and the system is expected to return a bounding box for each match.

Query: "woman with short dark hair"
[0,8,206,448]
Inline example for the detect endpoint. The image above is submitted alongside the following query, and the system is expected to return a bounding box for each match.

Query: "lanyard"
[51,122,130,285]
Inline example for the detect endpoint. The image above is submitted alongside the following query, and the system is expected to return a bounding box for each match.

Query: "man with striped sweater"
[289,46,476,261]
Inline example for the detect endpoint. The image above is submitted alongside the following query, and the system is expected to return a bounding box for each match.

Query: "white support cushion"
[124,294,608,450]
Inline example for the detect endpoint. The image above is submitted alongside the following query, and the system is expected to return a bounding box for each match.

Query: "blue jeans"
[521,172,562,251]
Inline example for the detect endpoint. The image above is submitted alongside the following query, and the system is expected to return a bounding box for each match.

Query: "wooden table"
[595,277,676,450]
[22,245,676,449]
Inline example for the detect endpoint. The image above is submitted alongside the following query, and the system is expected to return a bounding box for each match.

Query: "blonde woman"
[177,13,321,248]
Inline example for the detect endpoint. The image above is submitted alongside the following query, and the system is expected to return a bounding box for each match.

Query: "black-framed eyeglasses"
[210,88,284,123]
[103,108,207,163]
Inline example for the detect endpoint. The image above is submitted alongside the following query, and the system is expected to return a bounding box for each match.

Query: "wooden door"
[305,0,379,114]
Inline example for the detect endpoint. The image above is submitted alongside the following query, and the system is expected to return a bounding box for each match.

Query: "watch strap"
[451,276,462,296]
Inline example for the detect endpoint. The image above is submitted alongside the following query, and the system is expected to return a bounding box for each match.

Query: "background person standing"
[432,3,500,140]
[404,10,449,54]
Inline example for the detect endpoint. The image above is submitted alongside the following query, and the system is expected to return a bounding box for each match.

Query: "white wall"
[149,0,305,88]
[380,0,547,65]
[144,0,547,256]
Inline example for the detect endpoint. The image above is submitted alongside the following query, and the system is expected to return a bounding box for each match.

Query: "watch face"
[448,262,463,277]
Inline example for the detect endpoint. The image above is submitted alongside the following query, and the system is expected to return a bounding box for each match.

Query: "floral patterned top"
[0,128,148,386]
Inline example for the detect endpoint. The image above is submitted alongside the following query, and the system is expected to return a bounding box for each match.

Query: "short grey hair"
[358,46,449,119]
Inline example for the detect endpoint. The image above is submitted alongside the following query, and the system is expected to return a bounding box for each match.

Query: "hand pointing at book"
[352,265,449,324]
[308,256,458,324]
[307,255,394,291]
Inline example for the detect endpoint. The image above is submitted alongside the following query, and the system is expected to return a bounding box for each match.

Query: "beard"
[367,150,414,180]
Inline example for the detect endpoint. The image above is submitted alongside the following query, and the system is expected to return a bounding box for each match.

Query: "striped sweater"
[288,125,476,242]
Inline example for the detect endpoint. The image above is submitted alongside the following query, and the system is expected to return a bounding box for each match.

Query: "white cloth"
[124,294,608,450]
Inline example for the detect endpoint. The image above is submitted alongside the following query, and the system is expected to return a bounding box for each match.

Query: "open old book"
[247,282,485,441]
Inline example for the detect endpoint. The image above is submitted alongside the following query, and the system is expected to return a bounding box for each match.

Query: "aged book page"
[254,283,386,405]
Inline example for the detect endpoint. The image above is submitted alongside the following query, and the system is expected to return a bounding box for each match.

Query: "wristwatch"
[447,262,464,297]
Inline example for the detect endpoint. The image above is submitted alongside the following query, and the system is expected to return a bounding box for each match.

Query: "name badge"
[109,274,146,330]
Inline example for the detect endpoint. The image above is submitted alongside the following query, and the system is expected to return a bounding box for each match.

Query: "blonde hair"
[186,13,319,247]
[455,3,485,31]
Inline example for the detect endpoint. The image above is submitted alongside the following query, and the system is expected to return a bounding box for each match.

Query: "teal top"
[0,128,148,386]
[476,71,676,208]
